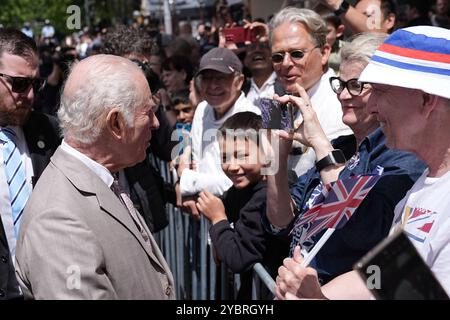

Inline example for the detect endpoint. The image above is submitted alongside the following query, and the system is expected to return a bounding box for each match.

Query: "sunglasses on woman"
[0,73,46,94]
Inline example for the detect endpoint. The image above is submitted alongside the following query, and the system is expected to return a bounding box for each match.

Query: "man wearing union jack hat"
[276,26,450,300]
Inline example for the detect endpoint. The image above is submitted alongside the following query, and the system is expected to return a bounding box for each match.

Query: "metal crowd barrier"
[150,156,276,300]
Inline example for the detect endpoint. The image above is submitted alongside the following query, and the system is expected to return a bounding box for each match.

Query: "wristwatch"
[334,0,350,16]
[315,149,346,172]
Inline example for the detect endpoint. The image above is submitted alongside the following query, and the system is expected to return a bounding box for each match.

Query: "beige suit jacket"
[15,147,175,299]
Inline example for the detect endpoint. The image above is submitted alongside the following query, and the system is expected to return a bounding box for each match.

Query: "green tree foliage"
[0,0,137,36]
[0,0,84,33]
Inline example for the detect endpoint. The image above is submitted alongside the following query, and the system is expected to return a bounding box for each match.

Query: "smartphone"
[354,228,449,300]
[259,97,294,131]
[223,27,247,45]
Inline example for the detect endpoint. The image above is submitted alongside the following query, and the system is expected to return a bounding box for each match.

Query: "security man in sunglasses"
[0,28,60,300]
[269,7,352,178]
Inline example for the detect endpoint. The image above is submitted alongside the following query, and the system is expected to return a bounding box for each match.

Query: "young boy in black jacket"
[196,112,290,299]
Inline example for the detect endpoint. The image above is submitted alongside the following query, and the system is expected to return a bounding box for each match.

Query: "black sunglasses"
[329,77,368,96]
[0,73,46,94]
[271,46,319,64]
[130,59,150,73]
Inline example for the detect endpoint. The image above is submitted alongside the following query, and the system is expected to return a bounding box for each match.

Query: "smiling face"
[271,22,330,93]
[244,42,273,74]
[200,70,244,119]
[337,60,378,138]
[0,52,38,126]
[366,83,424,151]
[220,135,263,189]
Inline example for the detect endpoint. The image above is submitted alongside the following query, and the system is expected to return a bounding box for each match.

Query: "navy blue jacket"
[265,128,426,284]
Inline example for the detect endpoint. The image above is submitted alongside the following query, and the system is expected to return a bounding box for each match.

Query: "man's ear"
[235,73,245,91]
[336,24,345,39]
[106,108,126,141]
[421,92,440,118]
[383,13,396,32]
[320,43,332,68]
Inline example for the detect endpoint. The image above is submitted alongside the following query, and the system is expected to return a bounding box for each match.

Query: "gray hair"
[340,32,388,65]
[58,55,146,144]
[269,7,328,48]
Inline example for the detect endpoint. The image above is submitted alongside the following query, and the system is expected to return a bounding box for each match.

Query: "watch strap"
[315,149,346,172]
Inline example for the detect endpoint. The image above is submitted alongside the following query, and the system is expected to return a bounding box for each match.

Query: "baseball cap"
[197,47,243,76]
[359,26,450,99]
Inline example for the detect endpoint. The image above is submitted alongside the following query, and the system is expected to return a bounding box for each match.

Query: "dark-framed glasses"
[0,73,46,94]
[329,77,368,96]
[271,46,319,64]
[130,59,150,73]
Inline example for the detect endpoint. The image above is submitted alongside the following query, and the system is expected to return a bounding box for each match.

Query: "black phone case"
[354,228,449,300]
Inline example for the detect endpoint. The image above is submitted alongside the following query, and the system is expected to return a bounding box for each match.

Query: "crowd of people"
[0,0,449,300]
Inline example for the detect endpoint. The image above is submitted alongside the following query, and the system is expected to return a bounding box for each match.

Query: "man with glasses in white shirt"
[269,7,352,177]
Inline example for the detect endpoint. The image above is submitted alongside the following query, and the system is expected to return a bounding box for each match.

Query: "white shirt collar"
[60,140,114,188]
[250,71,277,90]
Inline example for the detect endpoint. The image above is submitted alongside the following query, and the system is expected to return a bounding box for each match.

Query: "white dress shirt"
[60,140,114,187]
[245,72,277,106]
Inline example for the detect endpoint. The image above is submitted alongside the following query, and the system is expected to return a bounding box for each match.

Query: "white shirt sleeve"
[179,168,232,196]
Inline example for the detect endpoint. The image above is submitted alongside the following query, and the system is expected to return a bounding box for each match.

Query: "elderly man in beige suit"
[15,54,175,299]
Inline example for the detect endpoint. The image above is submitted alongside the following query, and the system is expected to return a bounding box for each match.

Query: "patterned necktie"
[0,128,30,237]
[111,175,150,242]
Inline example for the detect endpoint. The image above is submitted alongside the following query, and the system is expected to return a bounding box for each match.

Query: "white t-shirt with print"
[392,169,450,295]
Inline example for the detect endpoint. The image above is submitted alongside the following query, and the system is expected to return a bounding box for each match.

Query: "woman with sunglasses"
[264,32,427,297]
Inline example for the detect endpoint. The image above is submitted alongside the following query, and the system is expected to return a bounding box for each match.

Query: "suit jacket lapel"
[51,148,165,270]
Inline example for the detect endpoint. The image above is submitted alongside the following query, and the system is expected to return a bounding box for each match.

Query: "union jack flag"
[291,169,383,242]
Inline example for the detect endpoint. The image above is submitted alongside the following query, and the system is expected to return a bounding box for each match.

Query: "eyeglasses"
[130,59,150,74]
[0,73,46,94]
[329,77,369,96]
[271,46,320,64]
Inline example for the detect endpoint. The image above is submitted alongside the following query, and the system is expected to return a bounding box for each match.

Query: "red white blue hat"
[359,26,450,99]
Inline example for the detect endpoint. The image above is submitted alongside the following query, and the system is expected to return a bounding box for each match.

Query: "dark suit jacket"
[0,111,60,300]
[124,107,175,233]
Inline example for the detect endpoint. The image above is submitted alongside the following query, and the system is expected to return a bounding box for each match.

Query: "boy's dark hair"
[170,89,190,106]
[218,112,263,144]
[0,28,37,66]
[219,112,262,132]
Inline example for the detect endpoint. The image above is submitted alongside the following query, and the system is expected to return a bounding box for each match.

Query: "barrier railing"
[151,156,275,300]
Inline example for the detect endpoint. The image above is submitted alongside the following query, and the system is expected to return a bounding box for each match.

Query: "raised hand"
[276,245,327,300]
[196,189,227,225]
[273,83,332,153]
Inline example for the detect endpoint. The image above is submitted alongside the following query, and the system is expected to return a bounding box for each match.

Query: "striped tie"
[0,128,30,237]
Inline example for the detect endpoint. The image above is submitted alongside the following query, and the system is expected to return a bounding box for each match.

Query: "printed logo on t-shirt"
[403,206,437,243]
